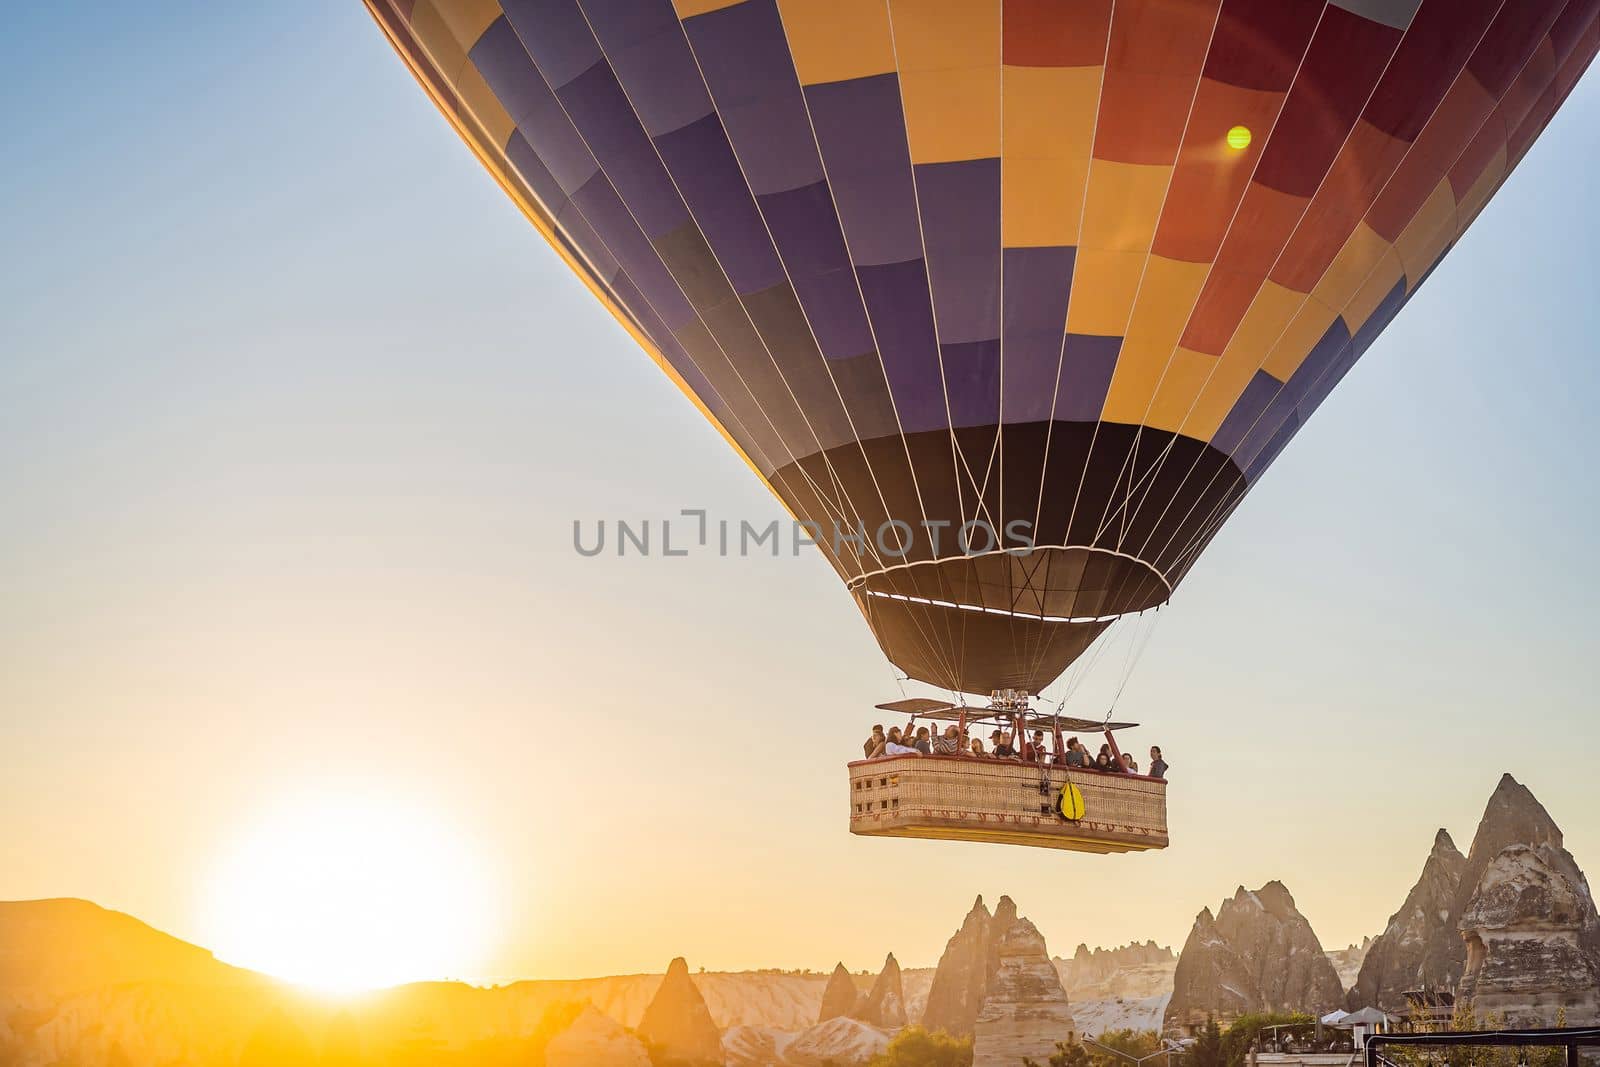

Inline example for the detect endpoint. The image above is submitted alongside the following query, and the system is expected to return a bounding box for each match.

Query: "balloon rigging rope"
[1109,607,1161,716]
[1039,0,1225,598]
[573,1,928,588]
[1079,1,1335,561]
[1028,12,1120,549]
[1049,612,1118,712]
[1059,0,1520,685]
[1097,0,1513,578]
[460,0,1545,710]
[1149,9,1537,584]
[1151,0,1535,582]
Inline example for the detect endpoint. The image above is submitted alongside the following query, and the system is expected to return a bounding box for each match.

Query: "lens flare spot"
[1227,125,1252,151]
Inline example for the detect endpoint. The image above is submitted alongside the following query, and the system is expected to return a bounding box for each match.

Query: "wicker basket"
[847,755,1168,853]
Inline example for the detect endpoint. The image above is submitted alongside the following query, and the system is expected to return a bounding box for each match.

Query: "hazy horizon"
[3,3,1598,991]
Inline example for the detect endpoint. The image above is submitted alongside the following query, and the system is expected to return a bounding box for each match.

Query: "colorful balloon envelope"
[369,0,1597,695]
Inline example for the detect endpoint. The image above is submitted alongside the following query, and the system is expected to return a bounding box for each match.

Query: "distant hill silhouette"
[0,898,257,994]
[0,900,840,1066]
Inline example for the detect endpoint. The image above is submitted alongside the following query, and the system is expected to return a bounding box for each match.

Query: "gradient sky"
[3,3,1599,985]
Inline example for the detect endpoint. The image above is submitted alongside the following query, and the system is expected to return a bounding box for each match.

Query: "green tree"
[1219,1012,1315,1067]
[1185,1017,1225,1067]
[866,1025,973,1067]
[1091,1029,1166,1066]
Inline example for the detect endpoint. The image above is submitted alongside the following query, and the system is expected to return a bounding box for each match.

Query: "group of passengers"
[862,724,1167,779]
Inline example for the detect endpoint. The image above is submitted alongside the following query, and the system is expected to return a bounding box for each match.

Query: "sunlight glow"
[201,788,498,993]
[1227,124,1252,150]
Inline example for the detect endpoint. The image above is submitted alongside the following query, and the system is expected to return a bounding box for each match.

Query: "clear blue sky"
[2,3,1598,983]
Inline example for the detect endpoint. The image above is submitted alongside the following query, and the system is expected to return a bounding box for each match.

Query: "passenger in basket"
[864,724,887,759]
[932,724,962,755]
[1099,743,1128,773]
[969,737,987,757]
[885,727,920,757]
[1062,737,1089,768]
[913,726,933,755]
[1123,753,1140,773]
[1023,729,1047,763]
[991,730,1016,759]
[1148,746,1169,779]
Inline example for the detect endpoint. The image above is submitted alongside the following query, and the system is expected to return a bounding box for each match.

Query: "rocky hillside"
[1457,841,1600,1025]
[1070,994,1171,1036]
[638,956,724,1065]
[973,916,1076,1067]
[918,893,1076,1064]
[1049,939,1177,1039]
[923,895,1010,1037]
[1348,773,1600,1024]
[817,963,858,1023]
[546,1004,650,1067]
[1057,941,1175,995]
[0,898,259,996]
[1059,942,1174,998]
[1164,881,1345,1031]
[0,902,836,1067]
[722,1017,891,1067]
[1327,939,1371,990]
[1347,828,1467,1010]
[855,953,907,1029]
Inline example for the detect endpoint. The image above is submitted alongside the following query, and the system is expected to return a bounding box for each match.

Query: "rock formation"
[721,1025,789,1067]
[1457,842,1600,1025]
[637,957,725,1066]
[1070,994,1172,1037]
[1165,881,1344,1031]
[854,952,906,1028]
[923,895,1016,1037]
[1060,941,1175,991]
[1167,905,1260,1025]
[1051,939,1177,1037]
[783,1016,891,1066]
[1327,939,1371,990]
[972,918,1077,1067]
[546,1004,652,1067]
[1347,829,1466,1010]
[818,962,859,1023]
[1350,774,1598,1018]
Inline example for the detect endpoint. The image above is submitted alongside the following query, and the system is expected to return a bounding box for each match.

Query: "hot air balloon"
[367,0,1596,852]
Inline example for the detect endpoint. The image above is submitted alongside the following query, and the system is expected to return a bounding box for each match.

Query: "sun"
[200,788,498,993]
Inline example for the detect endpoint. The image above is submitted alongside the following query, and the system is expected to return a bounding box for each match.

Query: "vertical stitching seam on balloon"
[662,0,966,687]
[881,1,991,579]
[1092,1,1431,570]
[560,3,905,589]
[879,0,983,693]
[1080,1,1351,633]
[495,7,890,588]
[1051,0,1227,596]
[360,0,785,495]
[1153,0,1579,581]
[1132,0,1542,578]
[761,2,974,687]
[767,4,975,687]
[1021,2,1117,690]
[1104,0,1532,574]
[1026,0,1226,688]
[1082,1,1341,565]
